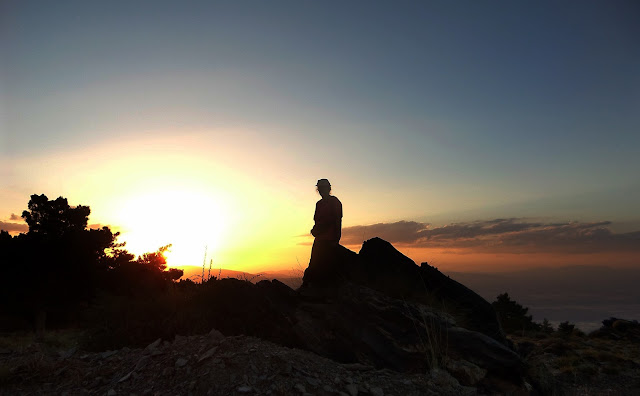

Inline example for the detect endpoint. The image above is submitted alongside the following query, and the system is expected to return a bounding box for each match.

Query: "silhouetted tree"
[164,268,184,281]
[492,292,540,334]
[22,194,90,236]
[136,244,172,271]
[557,321,575,335]
[1,194,186,331]
[541,318,554,334]
[1,194,121,331]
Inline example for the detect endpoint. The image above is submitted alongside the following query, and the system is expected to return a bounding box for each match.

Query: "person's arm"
[311,201,319,236]
[335,198,343,242]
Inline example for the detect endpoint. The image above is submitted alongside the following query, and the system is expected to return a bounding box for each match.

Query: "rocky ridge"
[2,237,534,395]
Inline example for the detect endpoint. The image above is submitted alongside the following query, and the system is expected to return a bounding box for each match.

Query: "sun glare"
[115,187,228,268]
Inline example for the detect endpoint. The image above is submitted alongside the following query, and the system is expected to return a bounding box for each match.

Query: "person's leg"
[303,239,335,286]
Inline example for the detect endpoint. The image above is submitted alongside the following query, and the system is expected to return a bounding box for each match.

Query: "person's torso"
[314,196,342,240]
[314,196,341,224]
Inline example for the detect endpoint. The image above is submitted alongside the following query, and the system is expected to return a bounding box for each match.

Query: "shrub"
[492,292,540,334]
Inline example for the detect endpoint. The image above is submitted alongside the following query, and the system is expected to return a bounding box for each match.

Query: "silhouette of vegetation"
[0,194,182,333]
[540,318,555,334]
[491,293,590,340]
[492,292,540,334]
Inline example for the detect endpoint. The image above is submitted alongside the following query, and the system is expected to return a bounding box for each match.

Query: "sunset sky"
[2,1,639,274]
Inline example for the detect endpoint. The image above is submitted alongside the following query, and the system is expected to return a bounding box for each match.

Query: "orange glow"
[112,187,229,267]
[386,247,640,273]
[4,132,316,271]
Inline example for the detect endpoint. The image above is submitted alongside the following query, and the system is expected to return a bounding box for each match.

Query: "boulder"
[309,237,506,343]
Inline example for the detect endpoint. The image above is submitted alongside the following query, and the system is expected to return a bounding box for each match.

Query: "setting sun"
[112,185,229,268]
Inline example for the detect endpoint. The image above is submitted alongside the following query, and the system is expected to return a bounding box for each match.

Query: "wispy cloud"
[341,218,640,254]
[0,221,28,233]
[340,220,428,245]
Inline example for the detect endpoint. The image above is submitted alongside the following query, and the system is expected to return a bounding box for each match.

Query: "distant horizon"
[2,198,639,273]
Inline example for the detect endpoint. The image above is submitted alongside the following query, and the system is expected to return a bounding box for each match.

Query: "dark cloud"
[0,221,28,233]
[340,221,429,245]
[342,218,640,254]
[0,219,117,235]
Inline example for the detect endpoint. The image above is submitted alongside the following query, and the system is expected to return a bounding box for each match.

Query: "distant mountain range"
[180,266,303,289]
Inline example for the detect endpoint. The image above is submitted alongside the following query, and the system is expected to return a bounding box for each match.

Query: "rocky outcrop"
[214,238,527,392]
[354,238,505,343]
[5,238,528,394]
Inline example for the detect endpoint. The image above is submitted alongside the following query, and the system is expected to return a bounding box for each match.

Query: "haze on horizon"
[1,1,639,274]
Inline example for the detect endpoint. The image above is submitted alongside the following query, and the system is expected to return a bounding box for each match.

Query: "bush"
[492,292,540,334]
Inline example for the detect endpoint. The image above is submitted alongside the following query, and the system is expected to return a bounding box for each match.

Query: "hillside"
[2,238,639,395]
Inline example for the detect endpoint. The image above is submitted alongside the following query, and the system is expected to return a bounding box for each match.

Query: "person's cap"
[316,179,331,187]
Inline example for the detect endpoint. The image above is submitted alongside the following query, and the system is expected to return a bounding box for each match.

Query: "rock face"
[352,238,505,343]
[206,238,526,392]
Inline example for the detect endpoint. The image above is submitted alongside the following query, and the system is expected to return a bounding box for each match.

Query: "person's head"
[316,179,331,198]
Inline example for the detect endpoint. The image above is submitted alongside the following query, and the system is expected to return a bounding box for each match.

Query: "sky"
[1,1,639,274]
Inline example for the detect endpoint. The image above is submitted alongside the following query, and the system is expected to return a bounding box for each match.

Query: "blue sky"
[1,1,639,270]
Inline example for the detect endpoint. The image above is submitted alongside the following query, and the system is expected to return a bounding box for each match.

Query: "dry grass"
[511,331,640,395]
[404,300,449,370]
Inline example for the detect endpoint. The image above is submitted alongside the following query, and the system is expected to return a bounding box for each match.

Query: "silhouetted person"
[311,179,342,244]
[304,179,342,286]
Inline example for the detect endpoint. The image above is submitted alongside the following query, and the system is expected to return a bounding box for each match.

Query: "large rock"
[188,238,526,393]
[305,237,506,343]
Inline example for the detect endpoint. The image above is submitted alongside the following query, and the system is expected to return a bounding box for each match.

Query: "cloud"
[341,218,640,254]
[341,220,429,245]
[0,221,28,233]
[88,223,111,230]
[0,217,118,235]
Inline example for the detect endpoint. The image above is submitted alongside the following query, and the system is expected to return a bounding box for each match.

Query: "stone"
[107,390,117,396]
[58,346,77,359]
[161,367,174,376]
[209,328,225,343]
[198,346,218,363]
[431,368,460,388]
[445,359,487,386]
[369,386,384,396]
[135,356,150,371]
[345,383,358,396]
[100,350,117,359]
[294,383,306,393]
[144,338,162,352]
[237,385,252,393]
[175,357,188,367]
[118,371,133,383]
